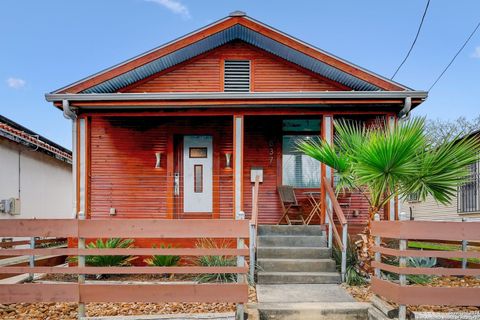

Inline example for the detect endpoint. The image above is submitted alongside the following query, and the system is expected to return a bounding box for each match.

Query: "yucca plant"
[144,244,181,267]
[297,117,479,274]
[70,238,137,267]
[193,238,237,283]
[332,237,366,285]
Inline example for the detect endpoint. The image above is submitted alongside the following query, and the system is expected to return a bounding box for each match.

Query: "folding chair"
[277,185,305,225]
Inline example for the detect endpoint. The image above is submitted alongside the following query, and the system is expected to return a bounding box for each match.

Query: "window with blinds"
[281,119,321,188]
[224,60,250,92]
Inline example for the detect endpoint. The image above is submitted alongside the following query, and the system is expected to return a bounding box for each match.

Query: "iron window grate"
[224,60,250,92]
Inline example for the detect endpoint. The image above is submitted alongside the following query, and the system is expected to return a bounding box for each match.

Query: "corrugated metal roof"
[83,24,380,93]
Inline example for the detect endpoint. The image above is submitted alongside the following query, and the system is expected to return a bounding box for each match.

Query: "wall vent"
[224,60,250,92]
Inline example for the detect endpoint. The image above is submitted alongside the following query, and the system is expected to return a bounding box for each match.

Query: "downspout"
[398,96,412,121]
[62,99,77,120]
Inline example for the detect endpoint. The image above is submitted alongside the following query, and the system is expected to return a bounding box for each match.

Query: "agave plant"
[297,117,479,273]
[70,238,137,267]
[193,238,237,283]
[144,244,181,267]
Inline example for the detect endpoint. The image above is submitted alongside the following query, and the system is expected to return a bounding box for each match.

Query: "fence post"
[462,218,468,269]
[341,223,347,282]
[78,211,86,319]
[374,213,381,279]
[28,237,35,281]
[398,212,408,320]
[236,211,245,320]
[249,221,256,284]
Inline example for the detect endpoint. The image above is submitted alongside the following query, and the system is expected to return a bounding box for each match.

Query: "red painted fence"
[371,218,480,308]
[0,219,249,306]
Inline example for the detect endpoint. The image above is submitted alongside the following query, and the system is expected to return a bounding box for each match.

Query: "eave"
[46,91,427,113]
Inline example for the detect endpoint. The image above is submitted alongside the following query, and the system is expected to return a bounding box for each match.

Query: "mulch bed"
[344,276,480,313]
[0,274,257,320]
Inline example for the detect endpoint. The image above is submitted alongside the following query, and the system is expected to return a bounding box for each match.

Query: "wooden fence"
[371,213,480,320]
[0,217,250,318]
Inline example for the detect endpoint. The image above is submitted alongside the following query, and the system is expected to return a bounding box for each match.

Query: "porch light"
[155,152,162,168]
[225,152,232,169]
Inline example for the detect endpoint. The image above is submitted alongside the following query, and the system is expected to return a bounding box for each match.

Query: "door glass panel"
[194,164,203,193]
[189,147,208,158]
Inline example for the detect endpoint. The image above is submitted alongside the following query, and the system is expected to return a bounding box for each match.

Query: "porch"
[80,112,391,228]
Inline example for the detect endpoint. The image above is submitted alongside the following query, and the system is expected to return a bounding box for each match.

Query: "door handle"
[174,173,180,196]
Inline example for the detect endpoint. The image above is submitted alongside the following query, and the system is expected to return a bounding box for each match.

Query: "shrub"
[144,244,181,267]
[193,238,237,283]
[332,237,367,286]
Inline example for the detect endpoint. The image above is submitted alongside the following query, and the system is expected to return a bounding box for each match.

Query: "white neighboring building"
[405,130,480,222]
[0,115,72,222]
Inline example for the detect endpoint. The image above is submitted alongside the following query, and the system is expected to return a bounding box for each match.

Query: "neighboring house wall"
[405,195,480,222]
[0,138,72,220]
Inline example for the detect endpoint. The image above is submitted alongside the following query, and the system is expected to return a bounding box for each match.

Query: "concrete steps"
[253,226,365,319]
[257,271,341,284]
[257,246,332,259]
[258,225,326,236]
[257,258,336,272]
[257,235,327,247]
[254,302,370,320]
[256,225,340,285]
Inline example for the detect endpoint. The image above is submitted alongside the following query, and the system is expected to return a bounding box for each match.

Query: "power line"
[429,21,480,91]
[391,0,431,79]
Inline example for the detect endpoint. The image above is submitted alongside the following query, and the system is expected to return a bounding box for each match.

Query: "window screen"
[224,60,250,92]
[282,135,320,188]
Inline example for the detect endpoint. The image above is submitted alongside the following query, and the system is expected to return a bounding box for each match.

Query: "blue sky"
[1,0,479,149]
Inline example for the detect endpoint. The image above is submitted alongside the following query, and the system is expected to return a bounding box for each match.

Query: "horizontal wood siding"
[405,195,480,222]
[243,117,282,224]
[125,41,346,93]
[89,116,233,219]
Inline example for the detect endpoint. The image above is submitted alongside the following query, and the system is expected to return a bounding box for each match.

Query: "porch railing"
[0,217,250,320]
[372,212,480,320]
[323,176,348,282]
[249,175,260,283]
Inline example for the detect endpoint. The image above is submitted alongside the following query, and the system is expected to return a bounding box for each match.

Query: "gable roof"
[51,12,412,95]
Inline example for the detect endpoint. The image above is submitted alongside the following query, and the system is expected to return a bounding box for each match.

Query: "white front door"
[183,136,213,213]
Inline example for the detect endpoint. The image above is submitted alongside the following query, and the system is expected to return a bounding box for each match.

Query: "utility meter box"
[250,167,263,183]
[1,198,20,215]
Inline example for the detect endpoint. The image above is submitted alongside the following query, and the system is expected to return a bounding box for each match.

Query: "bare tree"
[424,115,480,146]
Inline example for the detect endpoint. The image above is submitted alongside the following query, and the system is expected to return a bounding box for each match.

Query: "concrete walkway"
[254,284,370,319]
[257,284,355,303]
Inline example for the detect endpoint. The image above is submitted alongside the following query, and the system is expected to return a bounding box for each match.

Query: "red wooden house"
[46,12,427,238]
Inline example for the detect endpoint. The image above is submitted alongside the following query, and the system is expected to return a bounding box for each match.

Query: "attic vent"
[224,60,250,92]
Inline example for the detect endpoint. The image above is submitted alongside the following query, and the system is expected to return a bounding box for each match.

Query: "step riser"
[258,274,341,285]
[258,236,327,247]
[259,309,368,320]
[258,260,336,273]
[257,248,331,259]
[258,225,326,236]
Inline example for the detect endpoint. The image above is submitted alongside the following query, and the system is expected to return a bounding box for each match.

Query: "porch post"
[322,115,333,230]
[388,115,397,220]
[233,115,244,216]
[77,117,87,319]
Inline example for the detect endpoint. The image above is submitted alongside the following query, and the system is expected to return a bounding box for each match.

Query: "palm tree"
[297,117,479,273]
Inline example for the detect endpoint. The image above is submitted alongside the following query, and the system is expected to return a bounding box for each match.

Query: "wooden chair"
[277,185,305,225]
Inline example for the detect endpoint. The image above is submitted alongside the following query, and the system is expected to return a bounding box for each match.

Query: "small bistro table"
[303,191,322,225]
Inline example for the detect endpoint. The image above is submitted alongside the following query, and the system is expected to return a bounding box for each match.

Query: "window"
[282,119,321,188]
[458,160,480,213]
[224,60,250,92]
[406,192,420,203]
